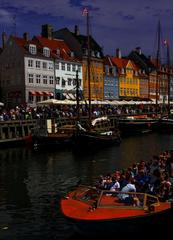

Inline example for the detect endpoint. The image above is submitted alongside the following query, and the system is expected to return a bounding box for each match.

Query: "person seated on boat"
[118,179,138,205]
[110,180,120,192]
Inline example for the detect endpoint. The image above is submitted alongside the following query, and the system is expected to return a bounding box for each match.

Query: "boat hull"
[69,207,173,236]
[118,119,159,135]
[73,131,121,149]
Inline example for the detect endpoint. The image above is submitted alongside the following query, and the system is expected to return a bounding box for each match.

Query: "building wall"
[54,60,82,99]
[0,38,25,107]
[119,61,139,98]
[24,56,55,106]
[104,65,118,100]
[82,57,104,100]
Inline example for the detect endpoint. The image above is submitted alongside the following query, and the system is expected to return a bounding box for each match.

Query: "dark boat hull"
[70,207,173,236]
[159,118,173,132]
[73,131,121,149]
[118,119,159,135]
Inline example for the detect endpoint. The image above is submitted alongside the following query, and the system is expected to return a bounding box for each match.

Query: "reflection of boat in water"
[118,114,159,135]
[60,185,173,236]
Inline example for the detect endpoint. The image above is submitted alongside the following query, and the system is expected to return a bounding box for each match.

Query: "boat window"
[72,187,100,204]
[145,194,159,208]
[98,190,145,209]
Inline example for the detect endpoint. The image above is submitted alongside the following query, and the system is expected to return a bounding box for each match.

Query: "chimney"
[74,25,80,35]
[135,47,142,55]
[116,48,121,58]
[2,32,7,48]
[148,55,152,61]
[23,32,29,41]
[41,24,53,39]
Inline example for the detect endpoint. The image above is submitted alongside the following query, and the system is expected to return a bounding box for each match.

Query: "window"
[67,63,71,71]
[28,94,34,102]
[61,63,65,71]
[49,76,54,84]
[56,77,60,85]
[36,61,40,68]
[55,62,59,70]
[28,59,33,67]
[56,48,60,56]
[28,74,34,83]
[73,79,76,85]
[72,64,76,72]
[36,74,41,84]
[43,47,50,57]
[29,44,37,55]
[43,75,47,84]
[43,62,47,69]
[67,78,72,85]
[48,62,53,70]
[78,66,81,72]
[36,96,41,102]
[62,78,66,87]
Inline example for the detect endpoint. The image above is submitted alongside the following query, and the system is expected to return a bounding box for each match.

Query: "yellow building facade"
[111,57,140,98]
[82,57,104,100]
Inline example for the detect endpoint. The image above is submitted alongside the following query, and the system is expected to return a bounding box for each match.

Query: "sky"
[0,0,173,60]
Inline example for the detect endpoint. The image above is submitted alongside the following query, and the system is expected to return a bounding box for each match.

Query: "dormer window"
[91,51,95,57]
[29,44,37,55]
[56,48,60,56]
[43,47,50,57]
[97,52,100,58]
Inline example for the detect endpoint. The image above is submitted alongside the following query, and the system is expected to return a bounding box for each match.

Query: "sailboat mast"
[86,8,92,124]
[166,42,170,115]
[76,69,80,120]
[156,20,161,115]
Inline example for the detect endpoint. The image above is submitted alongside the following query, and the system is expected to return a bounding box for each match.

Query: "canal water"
[0,132,173,239]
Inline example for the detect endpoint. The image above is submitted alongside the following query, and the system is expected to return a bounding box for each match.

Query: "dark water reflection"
[0,132,173,239]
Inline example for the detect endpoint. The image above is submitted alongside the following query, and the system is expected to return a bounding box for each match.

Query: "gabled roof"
[34,36,79,61]
[103,55,114,66]
[111,57,129,68]
[11,35,80,62]
[128,50,156,73]
[71,32,103,54]
[53,27,103,58]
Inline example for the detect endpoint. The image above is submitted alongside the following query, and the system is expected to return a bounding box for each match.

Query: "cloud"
[0,9,14,25]
[0,0,173,56]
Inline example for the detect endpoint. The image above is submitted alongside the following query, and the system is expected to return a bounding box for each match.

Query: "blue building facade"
[104,56,119,100]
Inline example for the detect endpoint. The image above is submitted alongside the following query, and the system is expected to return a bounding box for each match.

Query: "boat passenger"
[110,180,120,191]
[118,179,137,205]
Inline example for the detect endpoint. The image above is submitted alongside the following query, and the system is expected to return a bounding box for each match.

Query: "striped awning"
[36,91,44,96]
[29,91,37,96]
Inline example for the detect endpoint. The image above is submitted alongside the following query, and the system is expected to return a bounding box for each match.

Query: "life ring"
[148,205,155,212]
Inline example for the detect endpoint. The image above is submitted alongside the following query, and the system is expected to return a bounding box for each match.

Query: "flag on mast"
[82,7,89,16]
[163,39,168,46]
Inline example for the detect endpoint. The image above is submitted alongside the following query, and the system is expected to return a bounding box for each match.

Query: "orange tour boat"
[60,185,173,236]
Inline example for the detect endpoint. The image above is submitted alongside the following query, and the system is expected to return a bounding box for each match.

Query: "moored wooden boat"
[118,115,159,135]
[74,116,121,149]
[60,185,173,236]
[31,119,76,149]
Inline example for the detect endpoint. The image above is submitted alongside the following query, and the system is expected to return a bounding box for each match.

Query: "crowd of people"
[97,150,173,203]
[0,102,170,121]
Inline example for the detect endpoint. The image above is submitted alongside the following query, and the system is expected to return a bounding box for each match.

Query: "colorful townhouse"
[0,32,55,107]
[111,49,140,99]
[128,48,158,101]
[103,56,118,100]
[34,25,83,100]
[53,25,104,100]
